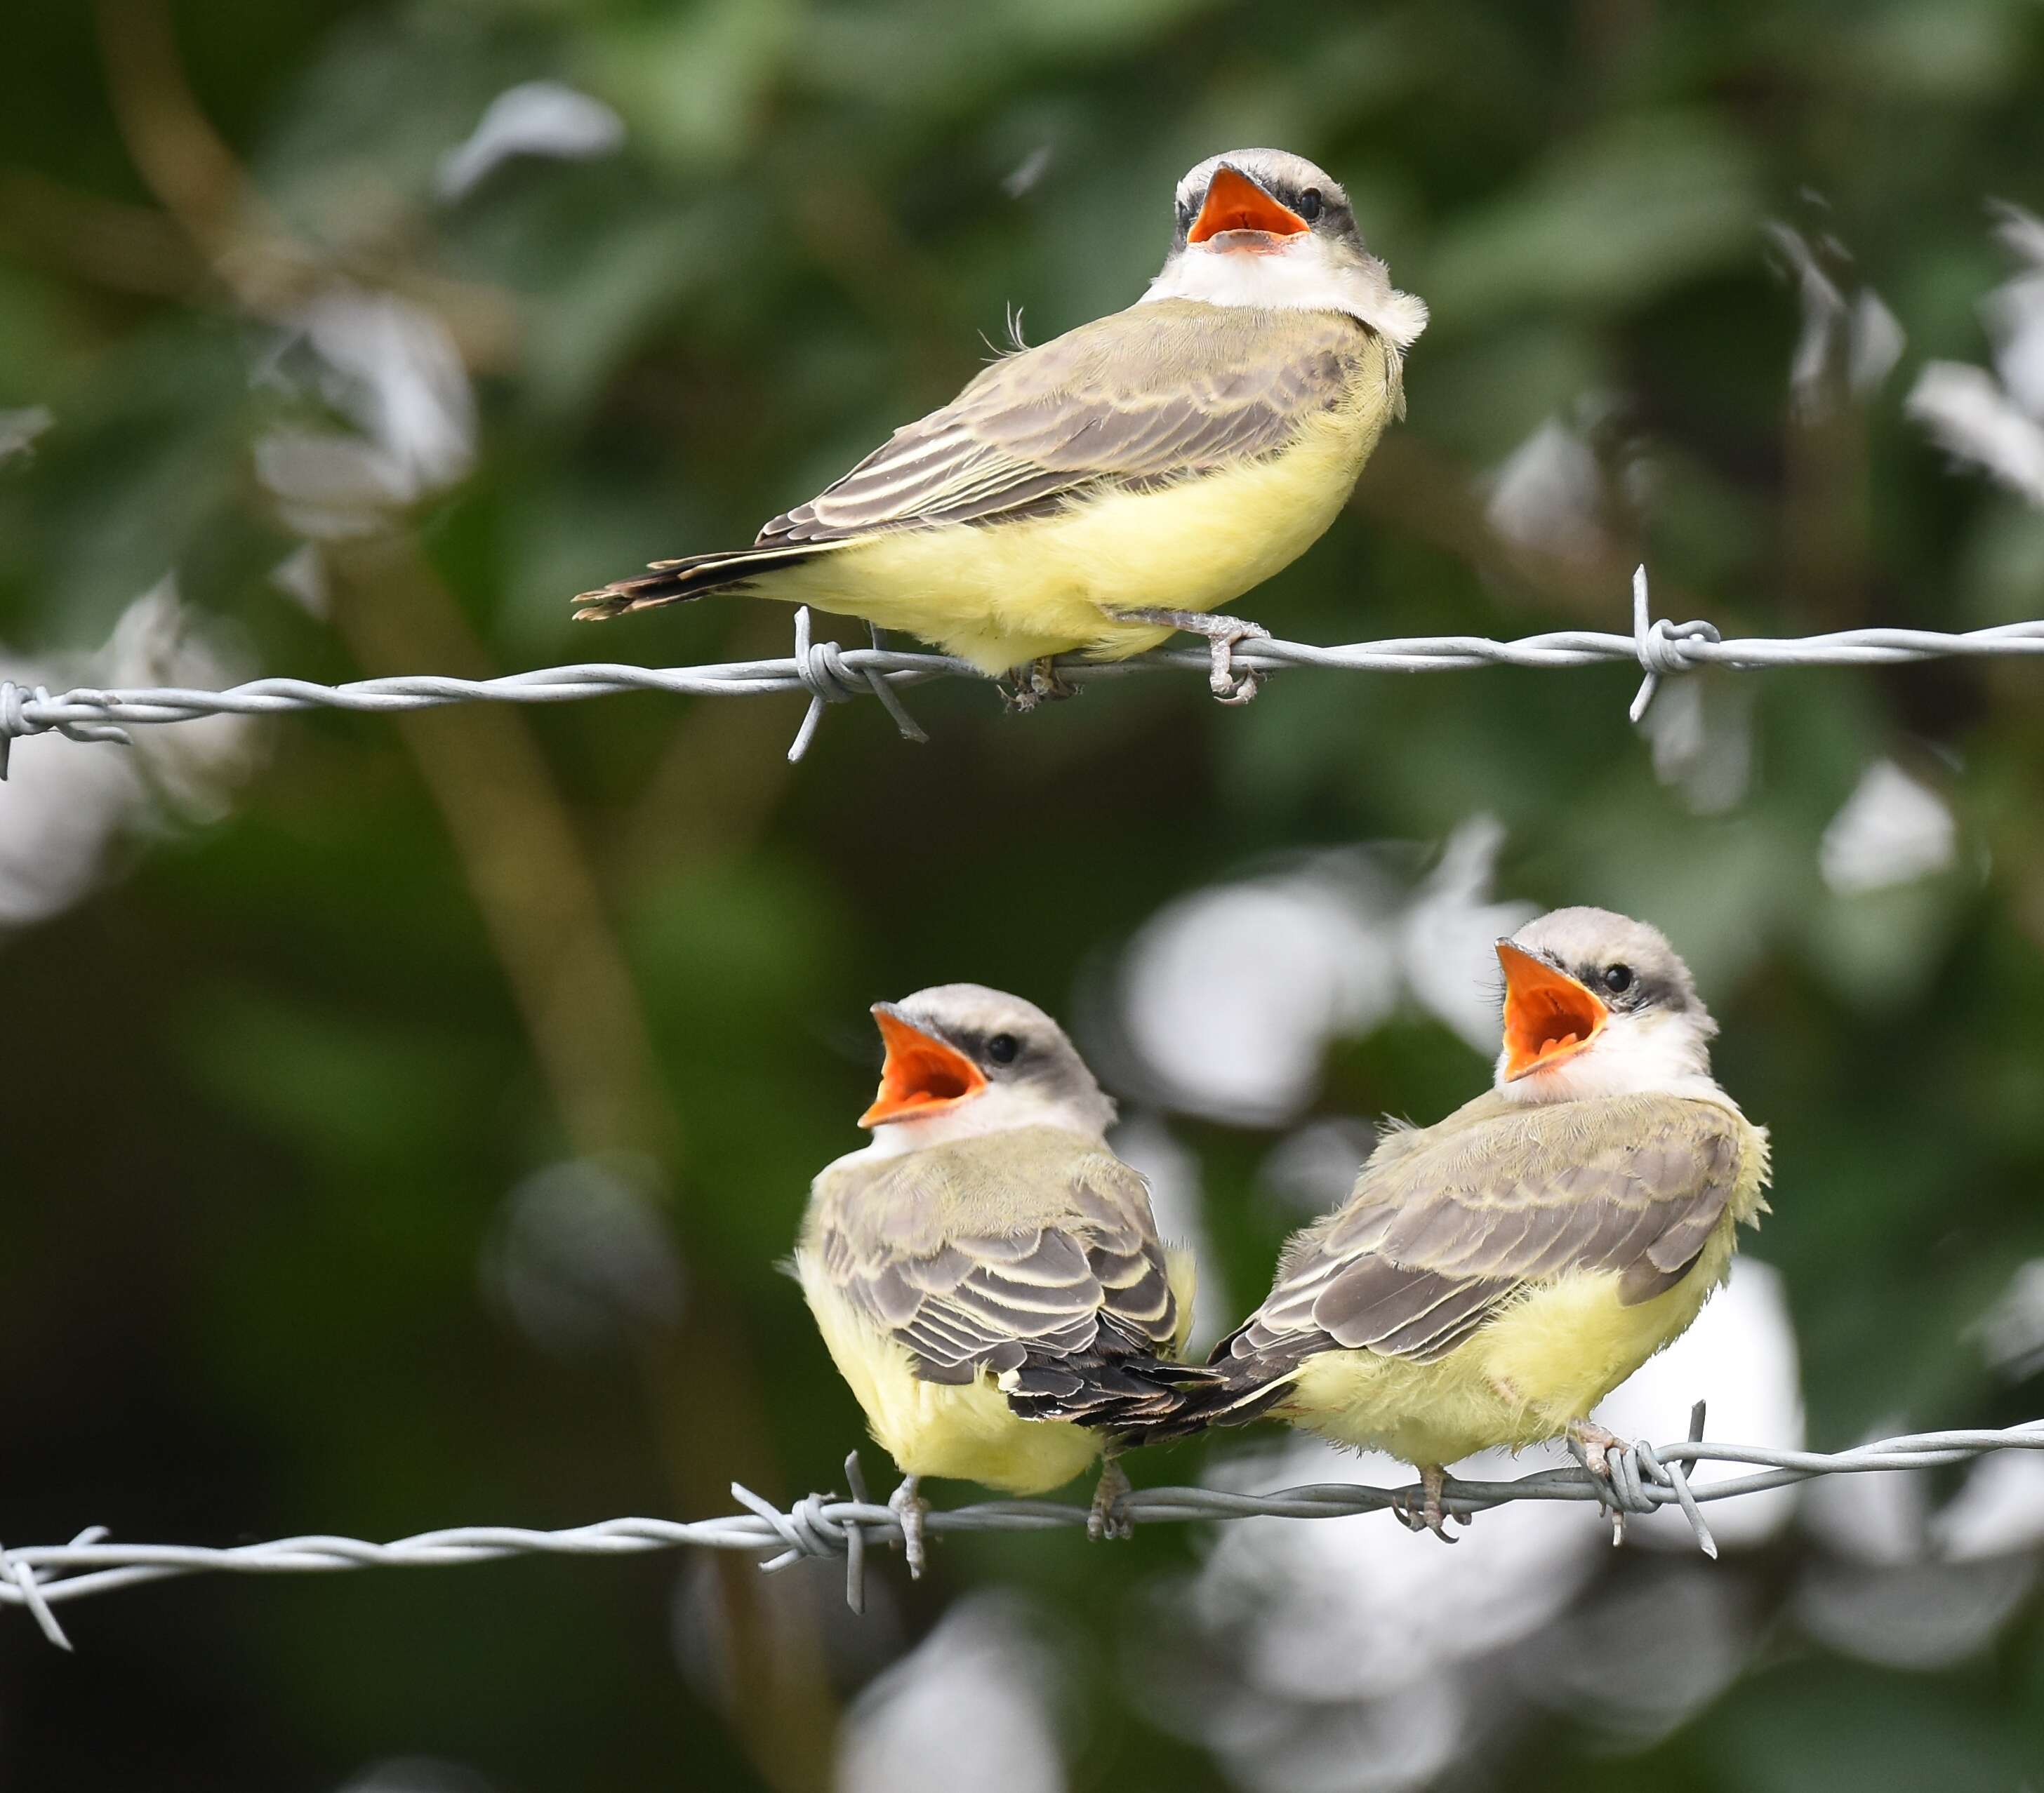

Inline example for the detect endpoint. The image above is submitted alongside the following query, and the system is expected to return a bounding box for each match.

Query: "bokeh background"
[7,2,2044,1789]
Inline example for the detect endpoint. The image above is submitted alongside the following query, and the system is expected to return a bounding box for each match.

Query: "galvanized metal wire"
[6,568,2044,778]
[5,1411,2039,1645]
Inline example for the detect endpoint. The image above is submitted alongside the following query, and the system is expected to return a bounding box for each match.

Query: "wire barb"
[1628,564,1723,724]
[785,608,929,762]
[6,568,2044,781]
[3,1415,2038,1637]
[0,679,133,781]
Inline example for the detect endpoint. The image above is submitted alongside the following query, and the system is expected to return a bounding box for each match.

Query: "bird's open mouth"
[1188,166,1310,248]
[1496,941,1607,1081]
[859,1006,988,1126]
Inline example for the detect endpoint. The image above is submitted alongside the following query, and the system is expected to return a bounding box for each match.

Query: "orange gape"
[858,1008,989,1125]
[1188,166,1310,243]
[1496,942,1607,1081]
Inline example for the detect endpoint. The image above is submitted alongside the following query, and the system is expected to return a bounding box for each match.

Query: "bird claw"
[1087,1459,1135,1543]
[1205,619,1271,705]
[1001,657,1078,712]
[1391,1465,1459,1543]
[889,1474,929,1579]
[1567,1420,1632,1547]
[1113,608,1271,705]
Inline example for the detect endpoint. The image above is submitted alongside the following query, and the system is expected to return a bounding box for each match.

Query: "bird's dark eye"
[986,1034,1021,1065]
[1296,188,1324,223]
[1602,964,1634,995]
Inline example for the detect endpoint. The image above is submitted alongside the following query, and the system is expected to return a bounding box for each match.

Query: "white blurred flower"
[270,542,329,618]
[1176,1433,1599,1793]
[1933,1449,2044,1561]
[1801,1418,1927,1565]
[0,580,258,928]
[257,287,475,537]
[1765,221,1905,417]
[1516,1562,1754,1745]
[1907,204,2044,507]
[1484,417,1606,561]
[0,406,53,462]
[482,1155,685,1354]
[1115,820,1532,1125]
[437,81,625,202]
[1257,1117,1378,1216]
[1597,1257,1805,1552]
[1116,852,1402,1126]
[1906,362,2044,505]
[1972,1255,2044,1379]
[1796,1553,2034,1669]
[1640,674,1755,815]
[1397,815,1538,1051]
[1111,1114,1226,1354]
[1819,759,1957,895]
[837,1592,1066,1793]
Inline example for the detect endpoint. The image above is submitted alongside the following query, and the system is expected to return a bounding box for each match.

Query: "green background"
[4,1,2044,1789]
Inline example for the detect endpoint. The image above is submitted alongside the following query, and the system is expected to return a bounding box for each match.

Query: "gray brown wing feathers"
[1131,1095,1753,1444]
[803,1128,1208,1427]
[573,301,1381,618]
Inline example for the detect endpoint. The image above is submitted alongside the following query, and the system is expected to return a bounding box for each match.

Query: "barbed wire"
[6,568,2044,778]
[5,1410,2039,1646]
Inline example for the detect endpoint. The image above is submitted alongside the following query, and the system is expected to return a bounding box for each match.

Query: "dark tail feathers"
[1004,1350,1290,1446]
[571,542,839,620]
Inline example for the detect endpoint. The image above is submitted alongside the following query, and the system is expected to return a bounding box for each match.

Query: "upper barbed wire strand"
[5,571,2044,775]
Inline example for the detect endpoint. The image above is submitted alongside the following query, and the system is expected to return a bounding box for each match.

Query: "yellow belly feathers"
[1283,1204,1748,1469]
[759,399,1388,676]
[796,1245,1194,1495]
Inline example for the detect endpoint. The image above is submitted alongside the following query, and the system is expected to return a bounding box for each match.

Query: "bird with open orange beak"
[1132,908,1771,1543]
[792,985,1199,1575]
[575,149,1426,705]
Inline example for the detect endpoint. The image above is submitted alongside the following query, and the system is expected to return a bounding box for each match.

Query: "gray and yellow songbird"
[576,148,1426,703]
[1174,908,1770,1538]
[794,985,1197,1573]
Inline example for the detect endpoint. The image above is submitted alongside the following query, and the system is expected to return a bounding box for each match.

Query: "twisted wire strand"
[6,568,2044,776]
[4,1415,2039,1645]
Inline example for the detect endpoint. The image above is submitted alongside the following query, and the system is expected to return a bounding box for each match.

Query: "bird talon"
[1391,1465,1458,1542]
[1002,657,1079,712]
[1567,1420,1633,1545]
[889,1474,929,1579]
[1087,1458,1136,1542]
[1207,620,1270,705]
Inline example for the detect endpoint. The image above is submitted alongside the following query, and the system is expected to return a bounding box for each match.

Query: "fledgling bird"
[575,149,1426,705]
[793,985,1198,1574]
[1177,907,1770,1540]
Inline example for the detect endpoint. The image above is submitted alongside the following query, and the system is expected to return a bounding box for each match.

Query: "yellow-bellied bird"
[576,149,1426,705]
[795,985,1197,1573]
[1185,908,1770,1539]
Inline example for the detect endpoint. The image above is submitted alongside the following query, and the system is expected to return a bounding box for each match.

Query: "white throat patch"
[1143,236,1428,347]
[1494,1012,1726,1108]
[855,1084,1108,1160]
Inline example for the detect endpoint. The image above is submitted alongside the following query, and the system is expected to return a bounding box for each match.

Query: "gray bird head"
[1145,147,1428,347]
[1492,907,1720,1102]
[861,983,1117,1141]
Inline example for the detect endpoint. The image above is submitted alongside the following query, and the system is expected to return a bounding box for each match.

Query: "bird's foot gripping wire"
[1087,1458,1135,1543]
[1567,1418,1645,1545]
[1117,608,1271,704]
[1391,1463,1460,1543]
[889,1474,930,1580]
[1001,656,1080,713]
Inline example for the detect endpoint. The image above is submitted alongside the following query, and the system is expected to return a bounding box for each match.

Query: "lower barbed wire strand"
[2,1417,2039,1629]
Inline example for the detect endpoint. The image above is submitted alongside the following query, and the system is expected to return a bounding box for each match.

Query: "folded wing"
[1216,1095,1747,1378]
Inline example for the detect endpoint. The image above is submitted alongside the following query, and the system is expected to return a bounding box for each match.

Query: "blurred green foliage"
[4,1,2044,1789]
